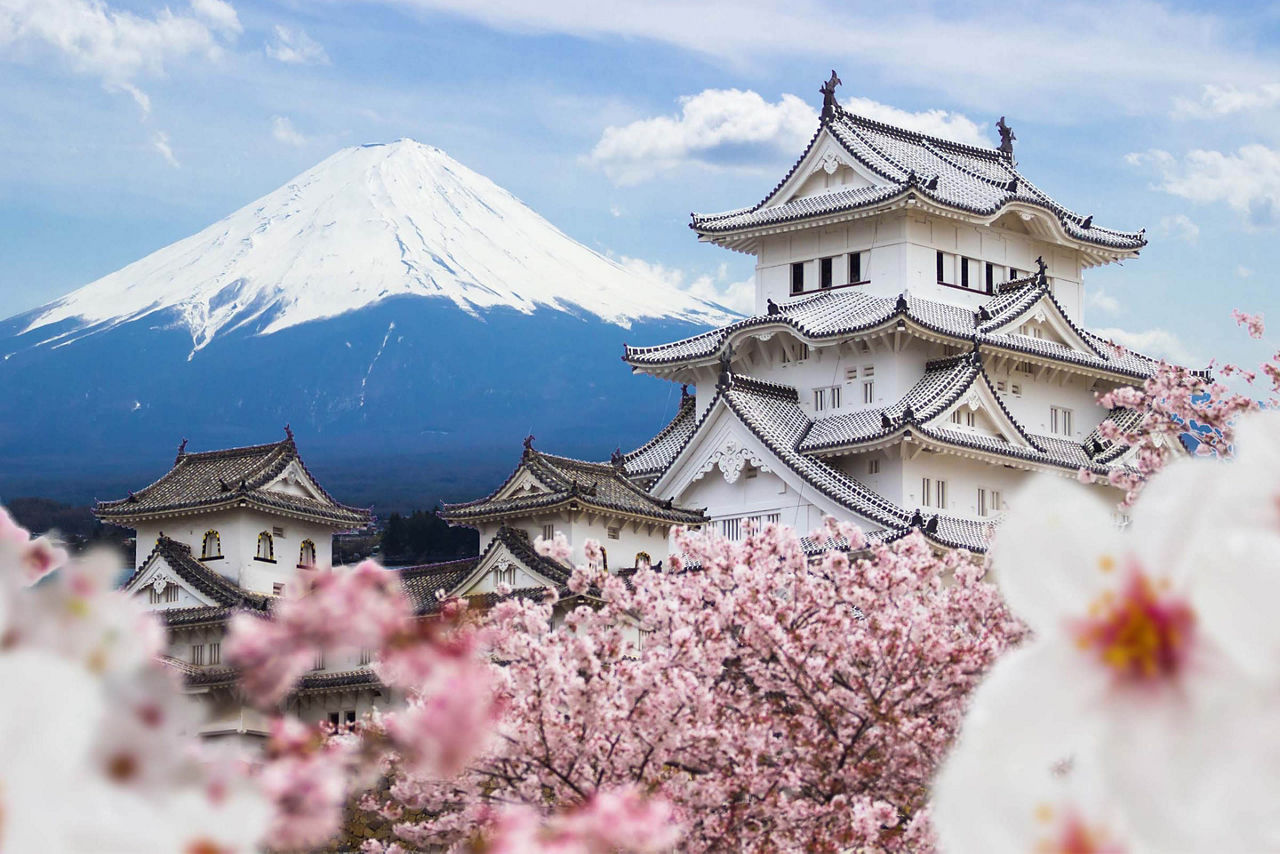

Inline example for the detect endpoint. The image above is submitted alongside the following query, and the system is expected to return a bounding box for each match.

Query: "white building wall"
[753,212,1087,322]
[675,466,826,539]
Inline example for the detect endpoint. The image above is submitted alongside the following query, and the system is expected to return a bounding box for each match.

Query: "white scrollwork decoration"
[151,574,168,594]
[694,439,771,485]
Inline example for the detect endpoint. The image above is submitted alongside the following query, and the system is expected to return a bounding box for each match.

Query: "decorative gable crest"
[695,439,771,484]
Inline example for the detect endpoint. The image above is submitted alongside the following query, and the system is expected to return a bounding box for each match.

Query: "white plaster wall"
[987,367,1110,439]
[751,211,1087,321]
[674,466,826,537]
[898,450,1027,519]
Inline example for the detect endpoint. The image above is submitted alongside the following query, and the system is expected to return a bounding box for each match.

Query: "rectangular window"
[985,262,995,292]
[1011,383,1022,396]
[997,380,1007,392]
[272,526,285,538]
[813,388,827,411]
[542,523,554,542]
[921,477,932,507]
[960,257,970,289]
[951,409,963,425]
[791,262,805,295]
[936,250,945,282]
[867,459,880,475]
[1010,267,1021,280]
[863,365,875,376]
[978,488,988,518]
[345,710,356,726]
[936,480,947,509]
[849,251,862,283]
[830,385,841,408]
[191,644,205,666]
[796,343,809,361]
[846,366,859,381]
[820,256,833,289]
[209,642,221,665]
[328,712,340,728]
[1051,407,1073,436]
[313,651,325,671]
[273,582,285,597]
[607,526,621,540]
[992,491,1003,513]
[720,517,742,541]
[359,649,373,666]
[166,585,178,603]
[863,380,874,404]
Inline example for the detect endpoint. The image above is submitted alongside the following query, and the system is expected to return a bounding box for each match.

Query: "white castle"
[97,76,1175,738]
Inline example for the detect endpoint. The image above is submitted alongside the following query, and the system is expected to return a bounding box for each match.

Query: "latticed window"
[298,539,316,568]
[201,530,221,559]
[191,644,205,666]
[209,642,221,665]
[256,531,274,562]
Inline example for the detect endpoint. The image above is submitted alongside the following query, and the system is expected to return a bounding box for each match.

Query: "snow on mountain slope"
[21,140,733,354]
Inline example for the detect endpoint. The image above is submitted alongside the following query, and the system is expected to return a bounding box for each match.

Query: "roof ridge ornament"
[766,298,781,315]
[1081,214,1093,229]
[1036,256,1048,285]
[996,116,1015,157]
[175,437,188,464]
[610,447,624,469]
[819,69,842,120]
[284,423,294,441]
[522,434,536,454]
[717,343,736,391]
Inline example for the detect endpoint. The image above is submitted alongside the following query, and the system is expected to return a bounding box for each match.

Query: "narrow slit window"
[813,388,827,411]
[849,251,862,283]
[960,257,970,289]
[867,459,880,475]
[985,262,995,292]
[863,380,874,404]
[820,256,833,289]
[791,262,805,295]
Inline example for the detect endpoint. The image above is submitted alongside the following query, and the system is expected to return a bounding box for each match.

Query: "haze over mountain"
[0,140,731,510]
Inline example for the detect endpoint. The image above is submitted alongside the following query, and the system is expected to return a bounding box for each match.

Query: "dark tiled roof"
[692,106,1144,252]
[624,284,1163,381]
[123,536,272,610]
[441,446,706,526]
[96,436,371,529]
[394,557,479,614]
[623,391,699,480]
[715,374,987,551]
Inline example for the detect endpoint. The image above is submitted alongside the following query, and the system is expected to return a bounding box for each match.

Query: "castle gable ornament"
[695,439,771,484]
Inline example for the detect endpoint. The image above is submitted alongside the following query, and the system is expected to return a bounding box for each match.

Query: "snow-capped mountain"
[0,141,730,508]
[20,140,729,357]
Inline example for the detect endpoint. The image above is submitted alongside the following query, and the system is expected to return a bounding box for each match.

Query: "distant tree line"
[378,507,478,565]
[5,497,133,560]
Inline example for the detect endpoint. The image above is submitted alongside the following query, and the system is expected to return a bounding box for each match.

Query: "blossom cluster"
[371,517,1022,853]
[0,508,267,853]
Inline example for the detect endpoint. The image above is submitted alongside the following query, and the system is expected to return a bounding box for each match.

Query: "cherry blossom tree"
[365,520,1022,853]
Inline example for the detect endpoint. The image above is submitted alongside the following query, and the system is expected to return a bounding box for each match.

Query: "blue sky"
[1,0,1278,369]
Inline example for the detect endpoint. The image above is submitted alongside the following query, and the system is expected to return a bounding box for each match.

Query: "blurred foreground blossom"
[934,411,1280,852]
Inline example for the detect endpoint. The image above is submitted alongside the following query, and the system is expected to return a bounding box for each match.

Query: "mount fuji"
[0,140,733,509]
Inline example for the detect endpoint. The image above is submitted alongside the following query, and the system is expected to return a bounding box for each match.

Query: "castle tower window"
[201,530,222,560]
[791,262,805,295]
[820,256,833,289]
[209,642,221,665]
[960,257,971,289]
[541,523,554,542]
[986,262,995,292]
[191,644,205,666]
[635,551,652,569]
[849,251,862,283]
[862,380,874,404]
[607,526,621,540]
[256,531,275,563]
[813,388,827,411]
[1051,406,1073,436]
[867,459,880,475]
[298,539,316,568]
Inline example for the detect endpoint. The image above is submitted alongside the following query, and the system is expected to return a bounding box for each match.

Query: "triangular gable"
[453,536,569,597]
[490,463,556,502]
[652,396,890,535]
[986,291,1103,359]
[767,128,887,208]
[123,550,222,609]
[265,459,331,502]
[927,372,1035,449]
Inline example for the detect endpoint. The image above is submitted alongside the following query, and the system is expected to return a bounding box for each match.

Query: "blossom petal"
[990,476,1125,636]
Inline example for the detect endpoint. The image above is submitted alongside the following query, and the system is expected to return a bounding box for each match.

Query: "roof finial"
[175,437,187,463]
[681,383,692,401]
[996,116,1016,157]
[523,434,536,453]
[284,423,294,441]
[820,70,842,120]
[717,344,736,391]
[766,298,781,315]
[1036,256,1048,284]
[611,447,624,468]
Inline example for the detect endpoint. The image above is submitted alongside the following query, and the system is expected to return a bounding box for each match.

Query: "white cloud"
[270,115,308,146]
[1129,145,1280,228]
[1094,326,1199,365]
[380,0,1280,116]
[620,256,753,315]
[0,0,241,113]
[151,131,179,167]
[1156,213,1200,243]
[1237,265,1253,278]
[265,25,330,65]
[1172,83,1280,118]
[1086,287,1121,315]
[588,88,985,185]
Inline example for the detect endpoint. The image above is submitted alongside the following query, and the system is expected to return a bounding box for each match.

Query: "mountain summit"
[20,139,729,356]
[0,142,729,506]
